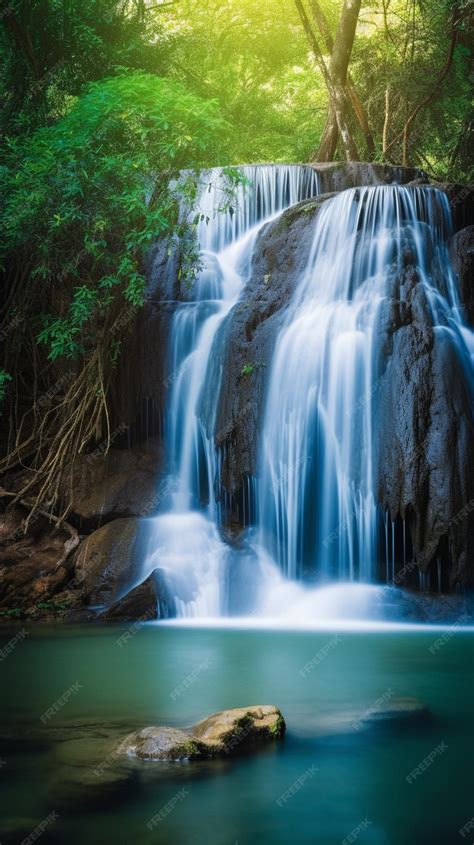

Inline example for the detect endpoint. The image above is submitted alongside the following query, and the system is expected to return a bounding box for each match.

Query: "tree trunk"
[295,0,360,161]
[330,0,362,87]
[314,106,338,161]
[310,0,374,159]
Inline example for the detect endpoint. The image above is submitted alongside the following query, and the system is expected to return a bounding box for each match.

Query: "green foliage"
[159,0,329,164]
[0,370,12,401]
[1,73,227,359]
[240,363,256,378]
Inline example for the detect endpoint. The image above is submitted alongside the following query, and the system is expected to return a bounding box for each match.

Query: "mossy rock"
[118,705,286,761]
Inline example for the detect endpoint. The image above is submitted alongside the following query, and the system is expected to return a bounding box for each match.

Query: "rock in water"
[118,726,206,761]
[72,517,145,606]
[190,705,286,752]
[119,706,286,761]
[359,697,430,728]
[100,575,157,622]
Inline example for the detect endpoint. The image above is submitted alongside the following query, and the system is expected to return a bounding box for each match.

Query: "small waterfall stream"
[144,171,472,620]
[144,165,320,616]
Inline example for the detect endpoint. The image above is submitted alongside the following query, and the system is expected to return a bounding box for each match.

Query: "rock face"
[0,506,72,612]
[430,182,474,232]
[72,517,146,607]
[61,446,160,526]
[374,262,474,586]
[310,162,423,193]
[119,706,286,761]
[451,226,474,325]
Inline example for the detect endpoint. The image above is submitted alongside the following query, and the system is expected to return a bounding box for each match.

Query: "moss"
[268,714,286,737]
[271,194,334,235]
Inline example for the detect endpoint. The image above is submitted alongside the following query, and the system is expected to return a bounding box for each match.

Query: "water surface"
[1,624,472,844]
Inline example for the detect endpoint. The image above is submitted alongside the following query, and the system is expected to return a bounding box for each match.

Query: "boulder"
[72,518,145,607]
[61,446,160,526]
[190,705,286,752]
[119,705,285,761]
[100,574,157,621]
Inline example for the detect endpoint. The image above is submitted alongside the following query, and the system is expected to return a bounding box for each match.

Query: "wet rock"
[430,182,474,232]
[451,225,474,325]
[310,162,423,193]
[100,574,157,622]
[374,263,474,586]
[383,588,473,624]
[119,726,206,761]
[72,518,146,607]
[190,705,286,752]
[119,705,286,761]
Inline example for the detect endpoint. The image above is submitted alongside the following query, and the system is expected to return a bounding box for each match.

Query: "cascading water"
[258,186,473,589]
[144,175,472,621]
[143,165,320,616]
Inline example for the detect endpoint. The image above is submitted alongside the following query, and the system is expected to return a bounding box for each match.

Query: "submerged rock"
[357,697,430,729]
[119,705,286,761]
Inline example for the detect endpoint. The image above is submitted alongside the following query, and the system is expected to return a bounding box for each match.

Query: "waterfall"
[144,165,320,615]
[258,186,473,585]
[144,175,472,620]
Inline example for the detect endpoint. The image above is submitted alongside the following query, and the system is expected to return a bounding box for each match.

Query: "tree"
[0,73,229,518]
[295,0,362,160]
